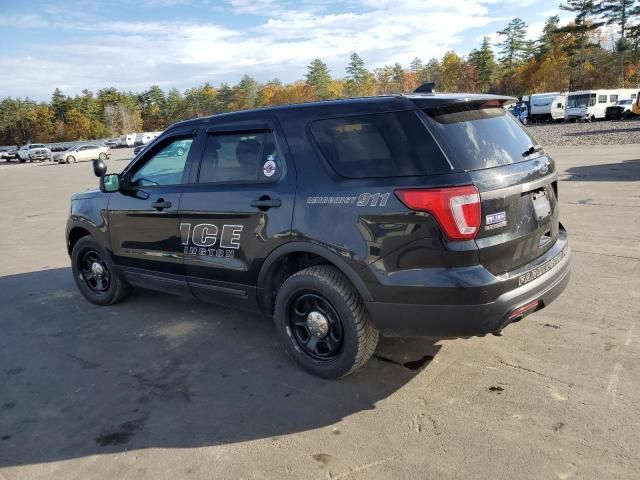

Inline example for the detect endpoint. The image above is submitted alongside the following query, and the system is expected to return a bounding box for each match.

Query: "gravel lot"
[528,118,640,146]
[0,144,639,479]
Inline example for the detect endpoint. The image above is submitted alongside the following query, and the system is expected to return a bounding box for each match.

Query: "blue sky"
[1,0,570,101]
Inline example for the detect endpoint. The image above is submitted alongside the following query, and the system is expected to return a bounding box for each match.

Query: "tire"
[274,265,379,379]
[521,117,528,125]
[66,155,75,164]
[98,152,107,160]
[71,236,132,306]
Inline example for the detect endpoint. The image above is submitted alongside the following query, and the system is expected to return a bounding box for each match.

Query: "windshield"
[423,106,540,172]
[567,93,595,108]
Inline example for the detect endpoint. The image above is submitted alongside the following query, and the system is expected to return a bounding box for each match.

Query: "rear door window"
[309,111,450,178]
[422,106,539,172]
[198,131,282,184]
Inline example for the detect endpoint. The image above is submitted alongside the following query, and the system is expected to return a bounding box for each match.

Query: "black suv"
[67,93,571,378]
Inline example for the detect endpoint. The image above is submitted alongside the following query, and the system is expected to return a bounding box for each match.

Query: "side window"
[310,111,450,178]
[598,95,607,104]
[589,94,597,106]
[130,137,193,187]
[198,131,282,184]
[610,94,618,103]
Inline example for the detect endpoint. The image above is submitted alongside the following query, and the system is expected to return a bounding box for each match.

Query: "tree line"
[2,0,640,145]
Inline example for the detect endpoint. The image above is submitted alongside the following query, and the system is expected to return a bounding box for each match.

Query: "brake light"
[395,186,481,241]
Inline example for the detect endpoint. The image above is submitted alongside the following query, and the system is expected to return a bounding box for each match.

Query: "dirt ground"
[0,145,639,479]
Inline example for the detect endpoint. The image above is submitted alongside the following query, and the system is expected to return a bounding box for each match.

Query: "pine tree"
[391,63,406,93]
[345,53,370,97]
[537,15,561,59]
[306,59,333,100]
[558,0,605,89]
[469,37,497,92]
[497,18,529,74]
[601,0,638,82]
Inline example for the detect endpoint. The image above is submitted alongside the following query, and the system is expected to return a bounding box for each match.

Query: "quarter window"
[310,111,450,178]
[130,137,193,186]
[198,131,282,184]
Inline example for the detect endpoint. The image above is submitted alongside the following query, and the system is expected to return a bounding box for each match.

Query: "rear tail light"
[395,185,481,241]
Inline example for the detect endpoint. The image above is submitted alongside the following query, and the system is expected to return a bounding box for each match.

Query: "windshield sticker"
[263,159,277,177]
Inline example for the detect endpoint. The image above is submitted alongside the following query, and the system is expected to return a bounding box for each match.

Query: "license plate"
[517,245,568,287]
[532,190,551,220]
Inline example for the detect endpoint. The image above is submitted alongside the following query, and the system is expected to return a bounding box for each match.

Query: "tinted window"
[423,107,539,172]
[310,111,450,178]
[198,131,282,184]
[598,95,607,103]
[610,94,618,103]
[131,137,193,186]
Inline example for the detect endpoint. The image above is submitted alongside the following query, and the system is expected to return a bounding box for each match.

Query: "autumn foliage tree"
[3,6,640,146]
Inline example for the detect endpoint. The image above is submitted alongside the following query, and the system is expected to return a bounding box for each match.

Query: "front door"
[108,132,198,295]
[179,122,295,309]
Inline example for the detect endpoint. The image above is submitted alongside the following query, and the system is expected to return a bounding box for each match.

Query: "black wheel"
[98,152,107,160]
[274,266,378,378]
[71,236,132,305]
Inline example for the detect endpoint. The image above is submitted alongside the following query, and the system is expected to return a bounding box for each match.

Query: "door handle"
[151,199,172,210]
[251,197,281,209]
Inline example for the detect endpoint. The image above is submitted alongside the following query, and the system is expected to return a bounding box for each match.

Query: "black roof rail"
[414,82,435,94]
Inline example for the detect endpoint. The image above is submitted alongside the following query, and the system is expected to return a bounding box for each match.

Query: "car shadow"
[563,159,640,181]
[0,267,441,467]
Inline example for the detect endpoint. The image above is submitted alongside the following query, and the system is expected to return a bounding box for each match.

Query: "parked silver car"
[54,145,110,164]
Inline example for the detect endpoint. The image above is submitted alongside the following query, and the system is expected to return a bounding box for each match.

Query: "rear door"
[179,118,295,309]
[421,104,560,275]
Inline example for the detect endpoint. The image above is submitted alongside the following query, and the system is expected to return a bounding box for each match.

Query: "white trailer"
[141,131,162,145]
[119,134,136,147]
[528,92,566,122]
[565,89,638,121]
[134,133,144,146]
[549,95,567,121]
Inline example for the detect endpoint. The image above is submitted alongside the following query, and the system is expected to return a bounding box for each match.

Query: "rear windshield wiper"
[522,145,544,157]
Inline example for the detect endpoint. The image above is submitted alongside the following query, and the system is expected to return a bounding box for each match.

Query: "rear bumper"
[365,234,571,337]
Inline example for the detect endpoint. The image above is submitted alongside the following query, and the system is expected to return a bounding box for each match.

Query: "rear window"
[310,111,451,178]
[422,106,539,171]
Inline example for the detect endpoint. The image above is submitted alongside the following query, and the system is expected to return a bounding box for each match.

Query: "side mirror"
[101,173,120,193]
[93,159,107,177]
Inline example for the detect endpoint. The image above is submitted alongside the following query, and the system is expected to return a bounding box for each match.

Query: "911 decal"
[180,223,243,258]
[306,192,390,207]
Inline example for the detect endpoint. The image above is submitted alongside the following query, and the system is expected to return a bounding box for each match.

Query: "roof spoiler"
[414,82,435,94]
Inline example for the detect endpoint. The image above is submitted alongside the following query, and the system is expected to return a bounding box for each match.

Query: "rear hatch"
[420,102,559,275]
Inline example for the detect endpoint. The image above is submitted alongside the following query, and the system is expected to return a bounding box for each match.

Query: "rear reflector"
[395,185,481,241]
[508,300,540,320]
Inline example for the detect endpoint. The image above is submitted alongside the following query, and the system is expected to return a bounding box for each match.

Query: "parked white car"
[54,144,110,164]
[17,144,52,162]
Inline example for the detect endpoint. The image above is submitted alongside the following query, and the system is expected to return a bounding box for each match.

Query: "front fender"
[66,193,111,256]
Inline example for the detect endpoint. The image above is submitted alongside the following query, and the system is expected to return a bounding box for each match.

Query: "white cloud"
[2,0,549,99]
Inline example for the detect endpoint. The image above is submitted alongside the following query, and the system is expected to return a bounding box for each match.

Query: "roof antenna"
[414,82,435,94]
